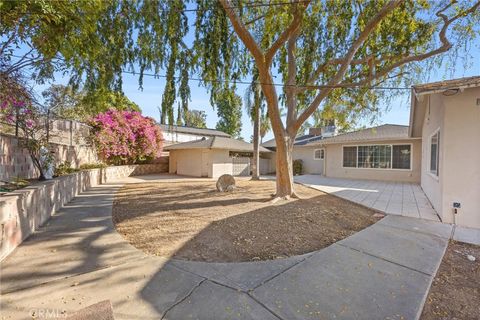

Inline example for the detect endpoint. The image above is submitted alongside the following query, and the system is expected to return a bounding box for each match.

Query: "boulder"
[216,174,235,192]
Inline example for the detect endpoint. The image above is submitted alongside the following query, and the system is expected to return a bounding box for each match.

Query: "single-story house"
[159,124,231,146]
[409,76,480,228]
[164,136,272,178]
[263,76,480,229]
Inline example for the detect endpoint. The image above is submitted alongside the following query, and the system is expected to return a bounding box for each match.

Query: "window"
[314,149,324,160]
[358,145,391,168]
[343,144,412,170]
[343,146,357,167]
[392,145,411,169]
[430,131,440,176]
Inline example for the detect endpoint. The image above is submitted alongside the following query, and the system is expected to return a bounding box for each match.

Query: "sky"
[16,9,480,142]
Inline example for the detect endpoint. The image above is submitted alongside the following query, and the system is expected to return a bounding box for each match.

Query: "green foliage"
[293,159,303,176]
[183,109,207,128]
[42,85,140,121]
[79,162,107,170]
[54,161,79,176]
[215,89,242,138]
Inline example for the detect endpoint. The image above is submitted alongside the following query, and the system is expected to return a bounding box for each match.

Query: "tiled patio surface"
[295,175,440,222]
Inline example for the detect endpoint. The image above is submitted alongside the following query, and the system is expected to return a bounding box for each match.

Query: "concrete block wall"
[0,134,98,183]
[0,162,168,261]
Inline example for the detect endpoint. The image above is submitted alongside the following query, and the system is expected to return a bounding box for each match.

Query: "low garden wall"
[0,162,168,261]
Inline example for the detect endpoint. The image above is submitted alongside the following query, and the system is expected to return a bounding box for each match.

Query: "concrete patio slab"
[339,223,448,275]
[453,225,480,245]
[0,185,146,294]
[378,215,453,239]
[169,252,312,291]
[252,244,432,320]
[164,281,279,320]
[294,175,440,222]
[1,256,204,320]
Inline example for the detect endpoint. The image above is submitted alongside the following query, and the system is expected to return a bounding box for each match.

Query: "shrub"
[54,161,79,176]
[89,109,164,165]
[79,163,107,170]
[293,159,303,175]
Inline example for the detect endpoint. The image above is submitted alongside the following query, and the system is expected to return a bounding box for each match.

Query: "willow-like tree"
[214,0,479,199]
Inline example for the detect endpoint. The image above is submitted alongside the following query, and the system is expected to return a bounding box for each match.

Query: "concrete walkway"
[295,175,439,221]
[0,176,453,320]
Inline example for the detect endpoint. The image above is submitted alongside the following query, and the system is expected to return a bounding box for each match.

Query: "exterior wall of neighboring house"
[423,88,480,228]
[210,149,233,178]
[163,131,211,145]
[292,146,325,174]
[169,149,203,177]
[323,139,422,183]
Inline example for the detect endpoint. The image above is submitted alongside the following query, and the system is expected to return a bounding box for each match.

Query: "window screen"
[392,145,411,169]
[343,146,357,167]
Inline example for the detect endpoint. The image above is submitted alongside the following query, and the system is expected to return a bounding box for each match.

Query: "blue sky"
[19,11,480,142]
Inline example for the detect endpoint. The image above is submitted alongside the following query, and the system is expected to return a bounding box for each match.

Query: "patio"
[295,175,440,222]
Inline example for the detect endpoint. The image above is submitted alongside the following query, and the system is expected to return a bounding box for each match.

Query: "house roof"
[158,124,230,138]
[412,76,480,95]
[409,76,480,137]
[164,136,271,153]
[262,134,324,148]
[306,124,412,146]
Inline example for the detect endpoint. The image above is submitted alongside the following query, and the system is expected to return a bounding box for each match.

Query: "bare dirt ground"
[112,179,381,262]
[421,240,480,320]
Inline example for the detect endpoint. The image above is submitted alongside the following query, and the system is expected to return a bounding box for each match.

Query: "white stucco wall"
[420,94,445,219]
[210,149,233,178]
[437,88,480,228]
[323,139,422,183]
[169,149,203,177]
[292,146,324,174]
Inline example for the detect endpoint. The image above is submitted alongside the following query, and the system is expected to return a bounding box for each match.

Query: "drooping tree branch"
[293,0,402,131]
[264,0,310,66]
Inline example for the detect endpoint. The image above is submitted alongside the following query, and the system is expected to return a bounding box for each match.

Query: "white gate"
[232,157,250,176]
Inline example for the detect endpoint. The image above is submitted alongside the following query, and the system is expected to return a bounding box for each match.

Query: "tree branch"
[264,0,310,66]
[293,0,402,131]
[337,0,480,88]
[219,0,264,62]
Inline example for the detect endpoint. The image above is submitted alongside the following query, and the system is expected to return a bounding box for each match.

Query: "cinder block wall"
[0,162,168,261]
[0,134,98,182]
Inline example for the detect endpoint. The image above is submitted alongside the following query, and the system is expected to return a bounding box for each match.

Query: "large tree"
[216,0,479,198]
[3,0,479,198]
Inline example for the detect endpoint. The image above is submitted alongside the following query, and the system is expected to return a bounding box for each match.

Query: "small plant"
[293,159,303,176]
[54,161,78,176]
[79,163,107,170]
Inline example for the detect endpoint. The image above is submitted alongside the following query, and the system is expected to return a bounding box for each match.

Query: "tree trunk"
[273,133,295,198]
[251,93,261,180]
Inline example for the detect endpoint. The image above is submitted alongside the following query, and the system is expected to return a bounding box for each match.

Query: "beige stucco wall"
[210,149,233,178]
[322,139,422,183]
[292,146,324,174]
[169,149,203,177]
[420,93,445,219]
[432,88,480,228]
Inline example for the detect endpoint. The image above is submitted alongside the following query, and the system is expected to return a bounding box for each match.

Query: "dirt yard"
[421,240,480,319]
[112,179,381,262]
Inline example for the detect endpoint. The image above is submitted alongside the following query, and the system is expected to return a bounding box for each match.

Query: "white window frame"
[313,148,325,160]
[428,128,440,179]
[342,143,413,171]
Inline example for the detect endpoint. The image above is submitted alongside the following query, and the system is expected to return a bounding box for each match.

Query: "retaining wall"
[0,162,168,261]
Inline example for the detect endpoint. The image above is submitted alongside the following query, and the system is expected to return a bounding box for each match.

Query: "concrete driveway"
[0,175,452,319]
[295,175,439,221]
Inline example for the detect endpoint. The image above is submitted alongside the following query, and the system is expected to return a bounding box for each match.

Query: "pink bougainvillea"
[89,109,164,165]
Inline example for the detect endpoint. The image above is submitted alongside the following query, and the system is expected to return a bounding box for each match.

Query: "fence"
[0,114,92,147]
[0,117,97,183]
